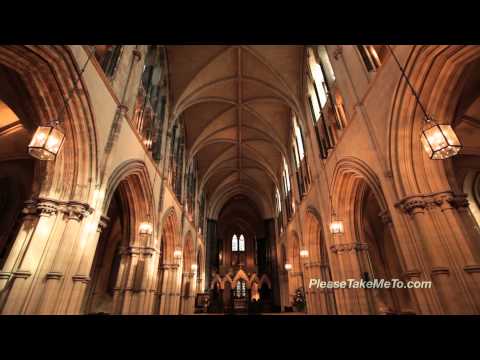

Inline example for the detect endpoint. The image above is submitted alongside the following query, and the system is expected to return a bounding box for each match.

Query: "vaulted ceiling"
[166,45,306,219]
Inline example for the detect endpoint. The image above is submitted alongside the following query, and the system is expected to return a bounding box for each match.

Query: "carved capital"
[397,196,426,215]
[36,199,60,217]
[397,191,467,214]
[61,201,92,221]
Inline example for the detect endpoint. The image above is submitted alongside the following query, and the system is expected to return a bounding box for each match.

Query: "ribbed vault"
[166,45,304,219]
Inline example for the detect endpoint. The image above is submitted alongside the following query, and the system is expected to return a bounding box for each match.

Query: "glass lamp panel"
[29,126,51,147]
[45,127,65,154]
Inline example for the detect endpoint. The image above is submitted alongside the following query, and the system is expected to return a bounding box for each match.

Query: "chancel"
[0,45,479,315]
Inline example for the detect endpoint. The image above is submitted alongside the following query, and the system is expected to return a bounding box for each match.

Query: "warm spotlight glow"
[174,249,182,259]
[421,120,462,160]
[300,249,309,258]
[139,221,153,235]
[329,220,344,234]
[191,264,198,272]
[28,126,65,160]
[284,263,292,271]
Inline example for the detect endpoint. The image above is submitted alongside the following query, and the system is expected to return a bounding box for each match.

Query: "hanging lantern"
[28,126,65,161]
[421,118,462,160]
[329,219,344,234]
[284,263,292,271]
[139,221,153,235]
[300,249,309,258]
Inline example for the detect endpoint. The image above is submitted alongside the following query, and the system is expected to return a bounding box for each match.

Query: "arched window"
[232,234,238,252]
[357,45,385,72]
[133,46,168,160]
[282,157,294,220]
[306,46,349,160]
[94,45,123,78]
[292,115,311,197]
[235,280,247,298]
[239,234,245,252]
[232,234,245,252]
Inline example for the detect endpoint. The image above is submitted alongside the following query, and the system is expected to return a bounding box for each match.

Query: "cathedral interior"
[1,45,480,315]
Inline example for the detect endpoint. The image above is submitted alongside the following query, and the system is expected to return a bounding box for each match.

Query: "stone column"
[0,199,60,314]
[158,263,180,314]
[304,261,330,314]
[329,240,370,315]
[67,215,108,314]
[397,192,478,314]
[36,202,92,314]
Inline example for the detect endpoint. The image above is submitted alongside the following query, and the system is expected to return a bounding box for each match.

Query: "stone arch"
[331,156,413,314]
[389,45,480,197]
[159,207,180,264]
[102,160,154,248]
[0,45,97,203]
[84,160,154,314]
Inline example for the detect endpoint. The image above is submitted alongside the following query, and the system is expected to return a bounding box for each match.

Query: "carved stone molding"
[431,266,450,276]
[160,263,180,270]
[330,242,368,254]
[37,199,60,217]
[72,274,91,284]
[46,272,63,280]
[464,265,480,273]
[402,270,422,280]
[450,194,470,209]
[12,270,32,279]
[124,245,159,256]
[0,271,11,280]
